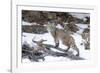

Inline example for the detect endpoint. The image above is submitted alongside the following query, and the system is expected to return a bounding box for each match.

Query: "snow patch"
[44,56,70,62]
[70,13,90,19]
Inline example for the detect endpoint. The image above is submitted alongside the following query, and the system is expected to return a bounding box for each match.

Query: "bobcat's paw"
[76,54,79,56]
[55,43,59,48]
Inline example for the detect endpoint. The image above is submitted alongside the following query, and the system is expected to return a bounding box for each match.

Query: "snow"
[70,12,90,19]
[22,58,32,63]
[44,56,70,62]
[22,22,90,63]
[22,32,55,47]
[76,24,88,34]
[76,24,88,29]
[22,21,33,25]
[22,21,37,25]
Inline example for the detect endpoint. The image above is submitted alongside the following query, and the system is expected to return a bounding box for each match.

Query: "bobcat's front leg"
[54,38,59,48]
[65,46,70,52]
[55,42,59,48]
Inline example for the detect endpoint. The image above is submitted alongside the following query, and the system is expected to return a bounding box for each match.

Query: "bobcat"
[46,23,79,56]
